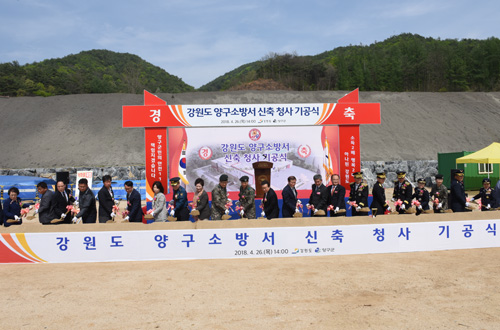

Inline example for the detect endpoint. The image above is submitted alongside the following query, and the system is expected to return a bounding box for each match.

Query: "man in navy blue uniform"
[471,178,496,211]
[170,177,189,221]
[348,172,369,216]
[392,171,413,214]
[412,178,431,216]
[450,169,471,212]
[124,181,143,222]
[281,176,298,218]
[370,172,391,217]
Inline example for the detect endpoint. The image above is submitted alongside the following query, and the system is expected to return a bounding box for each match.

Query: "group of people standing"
[2,169,497,226]
[0,175,145,226]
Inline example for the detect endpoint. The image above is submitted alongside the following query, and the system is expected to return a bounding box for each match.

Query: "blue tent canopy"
[0,175,57,201]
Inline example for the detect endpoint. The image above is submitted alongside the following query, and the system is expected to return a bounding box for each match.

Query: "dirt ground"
[0,247,499,329]
[2,198,500,329]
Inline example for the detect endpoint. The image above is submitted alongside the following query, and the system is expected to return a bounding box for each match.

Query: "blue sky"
[1,0,499,88]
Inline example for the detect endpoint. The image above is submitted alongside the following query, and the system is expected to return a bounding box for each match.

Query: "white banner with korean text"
[2,219,499,264]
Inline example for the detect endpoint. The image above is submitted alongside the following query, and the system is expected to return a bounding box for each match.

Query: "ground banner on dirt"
[1,219,499,263]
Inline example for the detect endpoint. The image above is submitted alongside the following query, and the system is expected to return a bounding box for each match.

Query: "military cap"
[352,171,363,179]
[396,171,406,178]
[239,175,249,182]
[219,174,229,182]
[417,178,426,184]
[376,172,386,179]
[435,174,444,180]
[170,177,180,186]
[483,178,491,183]
[454,169,464,177]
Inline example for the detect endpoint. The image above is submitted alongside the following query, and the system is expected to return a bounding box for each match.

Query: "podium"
[253,161,273,198]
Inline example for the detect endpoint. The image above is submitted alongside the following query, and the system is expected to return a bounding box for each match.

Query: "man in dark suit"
[370,172,391,217]
[327,174,346,217]
[349,172,369,216]
[450,169,471,212]
[73,178,97,223]
[37,182,56,225]
[282,176,298,218]
[308,174,328,216]
[98,175,115,223]
[124,180,143,222]
[52,180,75,224]
[261,180,279,219]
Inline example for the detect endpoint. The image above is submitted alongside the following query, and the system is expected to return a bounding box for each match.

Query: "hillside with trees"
[0,50,194,96]
[200,34,500,92]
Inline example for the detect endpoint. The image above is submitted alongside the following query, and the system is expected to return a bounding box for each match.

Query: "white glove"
[124,216,130,221]
[225,209,230,215]
[391,198,396,202]
[72,216,78,223]
[295,208,300,213]
[261,211,266,217]
[313,209,318,214]
[417,205,422,210]
[387,206,391,212]
[401,204,406,210]
[35,209,39,214]
[356,206,361,211]
[487,204,491,210]
[169,210,175,217]
[14,215,20,221]
[334,207,339,213]
[240,210,244,216]
[75,201,79,207]
[110,212,116,218]
[470,198,475,202]
[437,203,442,209]
[61,213,66,218]
[29,205,33,210]
[465,202,470,207]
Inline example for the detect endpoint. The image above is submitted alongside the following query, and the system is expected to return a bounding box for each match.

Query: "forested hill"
[200,33,500,92]
[0,50,194,96]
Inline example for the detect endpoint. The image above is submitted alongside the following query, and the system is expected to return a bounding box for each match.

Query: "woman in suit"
[152,181,167,222]
[193,178,210,220]
[3,187,24,227]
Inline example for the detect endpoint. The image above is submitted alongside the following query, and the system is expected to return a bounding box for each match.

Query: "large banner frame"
[122,89,381,201]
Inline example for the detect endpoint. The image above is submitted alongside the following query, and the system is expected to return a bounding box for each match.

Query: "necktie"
[63,191,68,202]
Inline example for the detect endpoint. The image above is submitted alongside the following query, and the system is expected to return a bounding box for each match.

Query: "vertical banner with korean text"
[338,125,361,189]
[143,91,168,201]
[145,128,168,201]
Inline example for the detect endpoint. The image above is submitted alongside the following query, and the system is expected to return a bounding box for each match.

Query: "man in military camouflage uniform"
[211,174,229,220]
[392,171,413,214]
[238,176,255,219]
[430,174,448,213]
